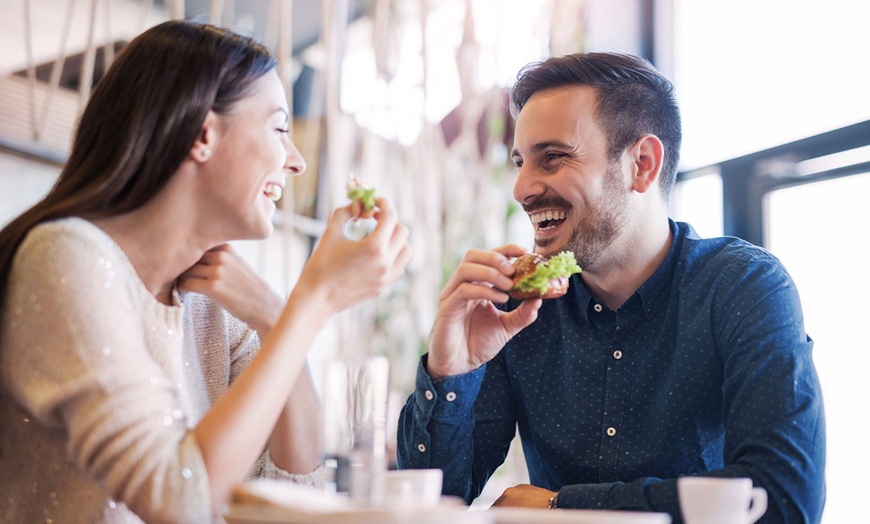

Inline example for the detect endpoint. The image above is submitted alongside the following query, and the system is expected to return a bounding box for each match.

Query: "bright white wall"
[0,152,60,224]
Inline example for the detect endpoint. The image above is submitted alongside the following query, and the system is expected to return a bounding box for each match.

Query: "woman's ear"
[629,134,664,194]
[191,110,219,163]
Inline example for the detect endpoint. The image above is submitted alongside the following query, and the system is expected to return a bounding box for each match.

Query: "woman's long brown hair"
[0,20,277,307]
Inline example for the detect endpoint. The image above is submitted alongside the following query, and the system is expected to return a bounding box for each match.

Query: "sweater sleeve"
[213,295,323,485]
[1,222,213,523]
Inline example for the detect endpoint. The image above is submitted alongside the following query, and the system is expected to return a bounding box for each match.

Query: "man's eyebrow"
[510,140,574,158]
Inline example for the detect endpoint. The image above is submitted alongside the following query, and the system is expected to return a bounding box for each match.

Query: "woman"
[0,20,411,523]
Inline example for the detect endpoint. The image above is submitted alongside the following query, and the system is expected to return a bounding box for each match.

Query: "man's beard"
[535,162,627,270]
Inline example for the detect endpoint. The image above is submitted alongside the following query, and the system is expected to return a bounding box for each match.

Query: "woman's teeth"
[264,183,283,202]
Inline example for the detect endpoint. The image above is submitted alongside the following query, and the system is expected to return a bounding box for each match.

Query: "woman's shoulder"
[13,217,138,290]
[18,217,110,253]
[19,217,127,265]
[24,216,109,247]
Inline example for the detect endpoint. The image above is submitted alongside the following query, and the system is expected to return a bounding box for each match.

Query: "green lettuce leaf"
[348,186,376,211]
[514,251,582,294]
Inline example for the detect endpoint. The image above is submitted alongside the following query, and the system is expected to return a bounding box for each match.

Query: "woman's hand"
[426,244,542,380]
[177,244,284,337]
[294,196,412,316]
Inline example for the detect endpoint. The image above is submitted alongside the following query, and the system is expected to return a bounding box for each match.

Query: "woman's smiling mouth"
[263,182,283,201]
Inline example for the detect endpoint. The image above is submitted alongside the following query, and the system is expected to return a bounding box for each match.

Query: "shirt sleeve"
[397,353,518,503]
[553,249,825,524]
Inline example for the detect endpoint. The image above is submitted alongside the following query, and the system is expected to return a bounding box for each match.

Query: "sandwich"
[508,251,582,300]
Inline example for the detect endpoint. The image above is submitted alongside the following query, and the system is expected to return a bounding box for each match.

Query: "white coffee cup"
[383,468,443,508]
[678,476,767,524]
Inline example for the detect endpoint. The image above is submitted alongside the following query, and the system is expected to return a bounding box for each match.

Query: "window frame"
[677,119,870,247]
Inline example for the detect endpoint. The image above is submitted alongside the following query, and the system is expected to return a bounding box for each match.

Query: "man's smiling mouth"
[530,210,567,231]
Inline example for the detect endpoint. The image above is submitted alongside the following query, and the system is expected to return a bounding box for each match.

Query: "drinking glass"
[321,355,390,505]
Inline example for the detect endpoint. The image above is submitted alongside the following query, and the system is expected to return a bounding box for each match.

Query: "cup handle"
[746,487,768,523]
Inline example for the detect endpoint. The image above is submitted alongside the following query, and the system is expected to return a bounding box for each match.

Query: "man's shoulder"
[677,222,780,272]
[675,222,792,297]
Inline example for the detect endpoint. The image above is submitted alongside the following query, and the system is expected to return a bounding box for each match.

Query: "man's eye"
[546,152,563,162]
[512,158,524,168]
[276,127,289,134]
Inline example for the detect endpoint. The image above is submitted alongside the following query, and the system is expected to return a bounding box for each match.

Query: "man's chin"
[533,234,555,248]
[533,236,565,257]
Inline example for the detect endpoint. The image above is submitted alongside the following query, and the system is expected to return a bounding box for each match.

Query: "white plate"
[487,507,672,524]
[226,479,484,524]
[226,479,671,524]
[225,503,489,524]
[226,505,671,524]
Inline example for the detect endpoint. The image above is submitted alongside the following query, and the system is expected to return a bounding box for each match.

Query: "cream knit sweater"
[0,218,312,523]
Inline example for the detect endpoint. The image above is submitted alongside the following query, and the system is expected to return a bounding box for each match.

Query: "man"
[397,52,825,523]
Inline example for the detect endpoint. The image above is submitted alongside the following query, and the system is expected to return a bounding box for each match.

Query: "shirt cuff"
[414,354,486,419]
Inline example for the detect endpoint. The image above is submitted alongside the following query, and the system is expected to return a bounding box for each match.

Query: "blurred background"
[1,0,868,518]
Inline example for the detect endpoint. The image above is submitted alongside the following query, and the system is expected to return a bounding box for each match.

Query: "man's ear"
[191,110,219,163]
[629,134,664,193]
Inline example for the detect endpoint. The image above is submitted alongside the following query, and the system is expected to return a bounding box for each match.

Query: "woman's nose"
[284,139,307,176]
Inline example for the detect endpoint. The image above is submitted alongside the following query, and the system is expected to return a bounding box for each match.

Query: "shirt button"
[445,392,457,402]
[424,390,434,400]
[613,350,622,360]
[417,443,426,452]
[593,304,603,312]
[606,427,617,437]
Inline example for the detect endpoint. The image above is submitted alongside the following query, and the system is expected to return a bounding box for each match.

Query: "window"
[670,169,723,238]
[673,0,870,171]
[766,173,870,524]
[672,1,870,520]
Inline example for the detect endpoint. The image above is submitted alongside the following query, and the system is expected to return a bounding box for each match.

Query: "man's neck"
[581,217,672,311]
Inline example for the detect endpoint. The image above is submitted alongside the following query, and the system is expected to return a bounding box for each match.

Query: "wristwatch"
[548,492,559,510]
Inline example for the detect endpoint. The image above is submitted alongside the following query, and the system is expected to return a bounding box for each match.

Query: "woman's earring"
[201,148,211,160]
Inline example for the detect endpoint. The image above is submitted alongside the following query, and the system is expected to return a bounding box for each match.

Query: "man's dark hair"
[509,52,682,195]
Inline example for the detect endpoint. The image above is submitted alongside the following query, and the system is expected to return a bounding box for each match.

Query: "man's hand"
[426,244,542,380]
[491,484,556,509]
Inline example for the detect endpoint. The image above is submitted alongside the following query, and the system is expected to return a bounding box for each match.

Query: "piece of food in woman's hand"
[346,175,377,220]
[508,251,582,300]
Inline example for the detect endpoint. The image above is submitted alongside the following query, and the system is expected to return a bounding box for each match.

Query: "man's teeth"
[530,210,567,229]
[264,183,283,201]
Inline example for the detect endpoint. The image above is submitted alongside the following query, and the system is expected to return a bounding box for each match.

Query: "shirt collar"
[573,219,685,321]
[634,219,684,318]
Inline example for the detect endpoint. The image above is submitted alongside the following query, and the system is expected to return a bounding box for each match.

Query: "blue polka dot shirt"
[398,220,825,523]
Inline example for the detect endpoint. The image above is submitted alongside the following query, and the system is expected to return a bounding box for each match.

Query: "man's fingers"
[492,243,530,260]
[501,298,542,334]
[440,280,511,308]
[440,260,515,299]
